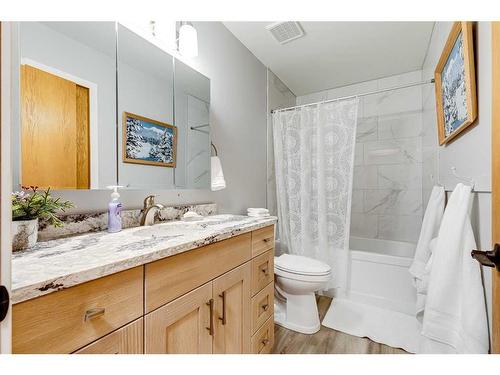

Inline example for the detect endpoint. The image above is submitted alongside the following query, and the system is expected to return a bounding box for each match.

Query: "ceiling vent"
[266,22,305,45]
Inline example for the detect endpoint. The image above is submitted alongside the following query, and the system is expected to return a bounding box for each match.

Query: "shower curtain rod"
[271,78,435,114]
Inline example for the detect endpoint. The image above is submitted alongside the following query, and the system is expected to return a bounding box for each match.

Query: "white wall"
[422,22,492,338]
[297,70,425,244]
[45,22,268,214]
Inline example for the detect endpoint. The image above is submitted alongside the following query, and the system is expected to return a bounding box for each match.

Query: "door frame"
[492,21,500,354]
[0,21,13,354]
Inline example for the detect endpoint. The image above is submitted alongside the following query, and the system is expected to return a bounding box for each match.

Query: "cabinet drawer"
[251,282,274,333]
[13,267,143,354]
[251,316,274,354]
[74,318,144,354]
[251,225,274,257]
[251,249,274,295]
[145,233,251,313]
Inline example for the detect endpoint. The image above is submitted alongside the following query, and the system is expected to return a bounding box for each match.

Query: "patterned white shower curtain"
[272,98,359,292]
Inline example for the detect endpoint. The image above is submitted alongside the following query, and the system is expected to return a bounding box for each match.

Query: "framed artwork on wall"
[122,112,177,167]
[434,21,477,145]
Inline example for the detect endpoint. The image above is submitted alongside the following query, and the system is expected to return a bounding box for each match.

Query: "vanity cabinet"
[145,282,214,353]
[12,225,275,354]
[75,319,144,354]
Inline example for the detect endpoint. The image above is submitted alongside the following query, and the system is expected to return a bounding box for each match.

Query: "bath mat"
[322,298,420,353]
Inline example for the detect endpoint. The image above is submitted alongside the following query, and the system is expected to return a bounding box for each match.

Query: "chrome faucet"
[140,195,165,226]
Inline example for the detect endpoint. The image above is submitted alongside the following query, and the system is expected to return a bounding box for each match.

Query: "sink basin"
[131,222,203,238]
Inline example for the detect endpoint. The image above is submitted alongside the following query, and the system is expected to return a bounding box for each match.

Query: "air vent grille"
[266,22,304,45]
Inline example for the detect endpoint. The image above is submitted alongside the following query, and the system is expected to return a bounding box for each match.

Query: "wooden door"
[74,318,143,354]
[213,262,251,354]
[492,21,500,353]
[20,64,90,189]
[144,282,213,354]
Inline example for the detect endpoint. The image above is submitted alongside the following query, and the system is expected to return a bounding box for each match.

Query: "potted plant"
[11,186,74,251]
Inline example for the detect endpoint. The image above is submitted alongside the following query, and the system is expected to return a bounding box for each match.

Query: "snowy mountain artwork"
[434,22,477,145]
[440,32,467,137]
[123,112,176,167]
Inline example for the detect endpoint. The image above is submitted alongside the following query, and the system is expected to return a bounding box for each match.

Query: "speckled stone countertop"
[12,214,276,304]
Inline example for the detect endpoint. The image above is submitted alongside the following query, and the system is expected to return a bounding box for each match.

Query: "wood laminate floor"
[273,296,408,354]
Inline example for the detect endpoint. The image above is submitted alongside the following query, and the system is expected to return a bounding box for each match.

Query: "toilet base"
[274,291,321,334]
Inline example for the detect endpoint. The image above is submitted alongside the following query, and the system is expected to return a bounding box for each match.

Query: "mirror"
[14,22,211,191]
[173,59,211,189]
[117,23,176,189]
[15,22,117,190]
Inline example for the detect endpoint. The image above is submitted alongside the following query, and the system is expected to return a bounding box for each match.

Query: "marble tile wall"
[297,71,424,243]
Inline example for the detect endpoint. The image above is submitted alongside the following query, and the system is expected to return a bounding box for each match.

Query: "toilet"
[274,254,332,334]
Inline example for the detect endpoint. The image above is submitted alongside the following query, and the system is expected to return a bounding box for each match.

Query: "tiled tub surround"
[297,71,424,243]
[37,203,217,242]
[12,214,277,304]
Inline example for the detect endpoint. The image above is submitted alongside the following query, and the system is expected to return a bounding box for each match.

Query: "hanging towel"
[409,185,445,322]
[211,156,226,191]
[415,237,437,323]
[409,186,445,282]
[419,183,488,353]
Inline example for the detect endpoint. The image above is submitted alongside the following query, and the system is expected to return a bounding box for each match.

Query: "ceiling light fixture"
[178,22,198,58]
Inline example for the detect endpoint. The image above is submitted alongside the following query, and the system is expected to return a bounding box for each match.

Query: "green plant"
[12,186,74,227]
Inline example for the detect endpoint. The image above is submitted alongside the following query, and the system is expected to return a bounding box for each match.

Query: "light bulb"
[179,24,198,58]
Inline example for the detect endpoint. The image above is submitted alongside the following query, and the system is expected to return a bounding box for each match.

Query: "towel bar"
[471,244,500,270]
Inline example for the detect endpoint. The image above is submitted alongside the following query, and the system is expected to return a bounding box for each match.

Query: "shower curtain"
[272,98,359,292]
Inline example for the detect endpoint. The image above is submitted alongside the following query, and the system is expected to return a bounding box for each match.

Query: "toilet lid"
[274,254,331,276]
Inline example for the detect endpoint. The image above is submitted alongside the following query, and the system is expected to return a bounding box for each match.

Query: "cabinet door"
[74,318,143,354]
[145,283,213,354]
[213,262,251,354]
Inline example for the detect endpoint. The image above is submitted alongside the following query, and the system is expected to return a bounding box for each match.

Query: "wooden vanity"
[12,225,275,354]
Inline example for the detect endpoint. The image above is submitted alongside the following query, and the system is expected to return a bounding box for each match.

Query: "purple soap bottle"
[107,186,123,233]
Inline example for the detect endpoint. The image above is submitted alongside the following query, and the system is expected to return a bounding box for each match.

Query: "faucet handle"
[143,195,156,209]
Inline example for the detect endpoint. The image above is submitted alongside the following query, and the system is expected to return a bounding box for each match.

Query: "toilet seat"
[274,254,331,276]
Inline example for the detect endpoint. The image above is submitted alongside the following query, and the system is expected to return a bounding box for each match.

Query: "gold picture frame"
[122,112,177,167]
[434,21,477,145]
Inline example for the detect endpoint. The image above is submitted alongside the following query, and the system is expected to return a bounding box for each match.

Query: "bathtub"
[347,236,417,315]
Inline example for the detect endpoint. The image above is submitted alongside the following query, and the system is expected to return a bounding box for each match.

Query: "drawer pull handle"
[219,291,227,325]
[261,266,269,277]
[84,308,105,321]
[206,299,214,336]
[263,238,271,243]
[261,338,270,345]
[261,304,269,312]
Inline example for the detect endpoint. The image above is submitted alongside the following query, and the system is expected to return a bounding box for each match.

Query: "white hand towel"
[419,183,488,353]
[415,237,437,323]
[409,186,445,283]
[211,156,226,191]
[247,208,269,214]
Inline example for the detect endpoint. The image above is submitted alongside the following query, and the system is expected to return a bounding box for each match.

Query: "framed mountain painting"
[122,112,177,167]
[434,21,477,145]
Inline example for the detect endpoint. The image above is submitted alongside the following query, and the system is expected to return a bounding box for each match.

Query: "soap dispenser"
[107,185,123,233]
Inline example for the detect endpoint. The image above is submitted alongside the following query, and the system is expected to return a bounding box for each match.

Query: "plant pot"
[12,218,38,252]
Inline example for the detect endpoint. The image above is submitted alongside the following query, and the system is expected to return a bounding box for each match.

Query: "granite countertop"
[12,214,277,304]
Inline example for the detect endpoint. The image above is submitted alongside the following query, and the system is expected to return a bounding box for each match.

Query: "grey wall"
[49,21,268,214]
[422,21,492,339]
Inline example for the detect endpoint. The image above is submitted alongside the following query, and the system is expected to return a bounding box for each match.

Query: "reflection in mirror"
[15,22,117,190]
[174,59,211,189]
[117,24,175,189]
